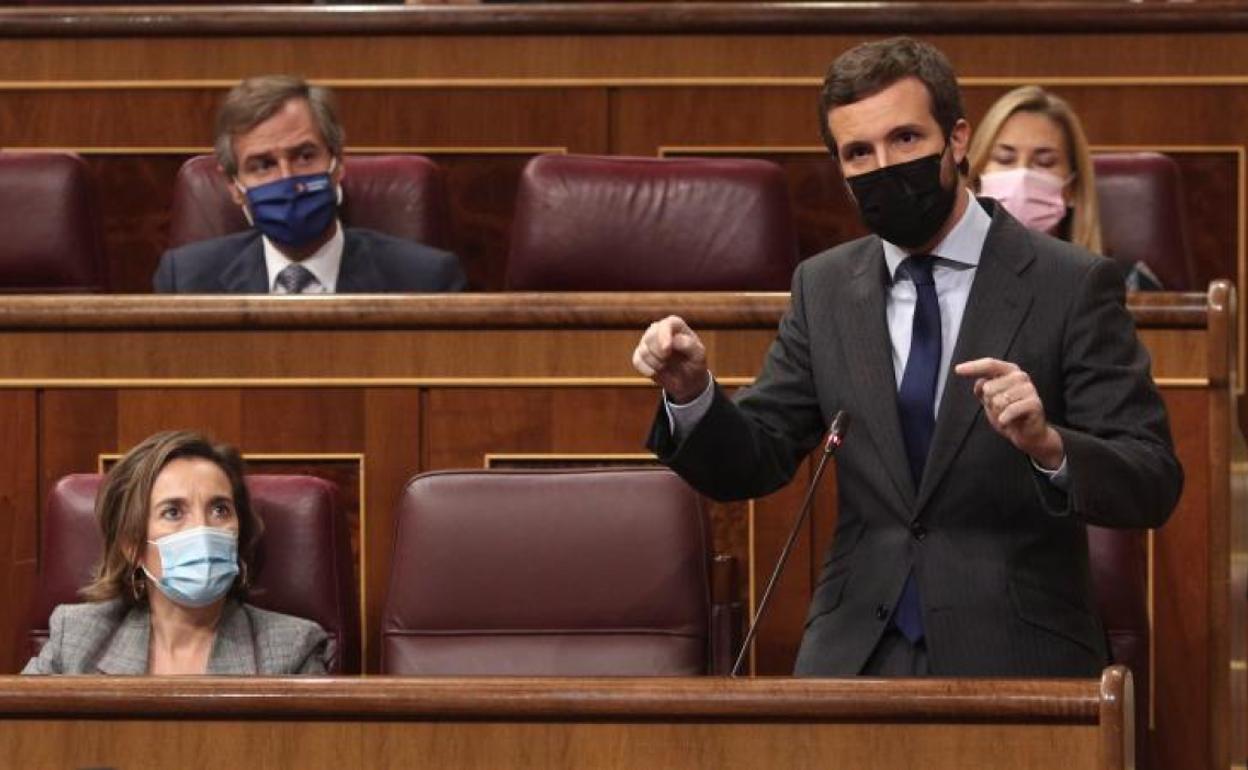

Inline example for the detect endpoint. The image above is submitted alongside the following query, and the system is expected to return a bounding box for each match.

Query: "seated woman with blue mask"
[23,430,331,675]
[967,85,1163,291]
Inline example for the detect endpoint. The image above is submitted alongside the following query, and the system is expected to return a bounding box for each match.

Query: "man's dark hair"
[818,37,965,159]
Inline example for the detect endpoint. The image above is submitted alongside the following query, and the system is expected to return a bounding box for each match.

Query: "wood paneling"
[1154,390,1216,768]
[0,670,1132,770]
[0,290,1224,770]
[361,388,422,670]
[0,392,36,674]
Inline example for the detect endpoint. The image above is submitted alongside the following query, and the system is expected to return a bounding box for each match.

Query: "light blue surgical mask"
[143,526,240,608]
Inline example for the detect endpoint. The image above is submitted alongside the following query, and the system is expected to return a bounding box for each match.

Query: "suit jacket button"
[910,522,927,541]
[875,604,889,621]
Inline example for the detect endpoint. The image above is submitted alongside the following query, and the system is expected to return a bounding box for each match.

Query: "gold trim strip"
[9,146,565,157]
[98,451,365,463]
[0,377,756,388]
[747,497,756,677]
[483,452,657,467]
[0,375,1196,388]
[1148,529,1156,731]
[9,75,1248,90]
[668,143,1248,156]
[962,76,1248,87]
[662,145,827,156]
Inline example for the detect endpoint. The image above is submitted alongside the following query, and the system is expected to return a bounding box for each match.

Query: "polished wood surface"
[0,287,1231,770]
[0,668,1132,770]
[0,3,1241,36]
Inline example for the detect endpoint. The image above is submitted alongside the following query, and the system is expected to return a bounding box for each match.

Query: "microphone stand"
[730,411,850,677]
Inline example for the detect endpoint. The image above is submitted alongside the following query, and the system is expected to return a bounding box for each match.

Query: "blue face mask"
[143,526,240,608]
[238,160,339,248]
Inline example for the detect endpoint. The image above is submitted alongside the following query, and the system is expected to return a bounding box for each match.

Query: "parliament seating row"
[25,470,1145,706]
[26,468,736,677]
[0,149,1196,293]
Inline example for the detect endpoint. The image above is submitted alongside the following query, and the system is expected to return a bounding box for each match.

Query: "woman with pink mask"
[968,85,1161,290]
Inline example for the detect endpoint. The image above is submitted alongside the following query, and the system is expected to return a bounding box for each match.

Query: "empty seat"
[382,467,732,675]
[0,152,103,292]
[167,154,451,250]
[506,154,799,290]
[28,473,361,673]
[1094,151,1195,290]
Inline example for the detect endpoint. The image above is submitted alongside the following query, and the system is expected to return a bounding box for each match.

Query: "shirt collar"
[882,190,991,281]
[263,220,344,293]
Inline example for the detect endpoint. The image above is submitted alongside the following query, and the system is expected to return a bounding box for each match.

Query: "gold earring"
[130,566,146,602]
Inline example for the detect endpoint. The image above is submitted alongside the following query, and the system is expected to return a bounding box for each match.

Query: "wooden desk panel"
[0,671,1132,770]
[0,288,1230,770]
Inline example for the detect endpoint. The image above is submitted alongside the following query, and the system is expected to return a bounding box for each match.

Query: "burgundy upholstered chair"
[0,152,103,292]
[27,474,360,673]
[506,154,799,290]
[167,154,451,250]
[382,467,734,675]
[1088,525,1150,769]
[1093,151,1195,290]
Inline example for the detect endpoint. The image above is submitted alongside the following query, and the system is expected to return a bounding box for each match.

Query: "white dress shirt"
[264,220,344,294]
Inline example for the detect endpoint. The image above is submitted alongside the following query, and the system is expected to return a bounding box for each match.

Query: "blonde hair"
[967,85,1102,254]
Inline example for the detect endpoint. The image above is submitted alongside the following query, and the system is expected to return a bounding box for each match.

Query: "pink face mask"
[978,168,1070,234]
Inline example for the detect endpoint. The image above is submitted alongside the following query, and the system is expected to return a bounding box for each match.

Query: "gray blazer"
[22,598,332,675]
[153,226,467,294]
[649,201,1182,677]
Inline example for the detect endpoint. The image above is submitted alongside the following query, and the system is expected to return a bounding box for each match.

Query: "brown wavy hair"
[80,430,263,606]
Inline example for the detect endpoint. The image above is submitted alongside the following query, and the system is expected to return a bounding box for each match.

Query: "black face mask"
[845,150,957,249]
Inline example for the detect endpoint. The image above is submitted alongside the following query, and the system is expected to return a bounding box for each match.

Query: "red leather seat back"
[1088,525,1149,769]
[0,152,103,292]
[168,154,451,250]
[1093,151,1195,290]
[382,468,713,675]
[506,154,799,290]
[28,474,360,673]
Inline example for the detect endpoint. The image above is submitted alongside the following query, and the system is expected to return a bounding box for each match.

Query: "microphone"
[730,410,851,677]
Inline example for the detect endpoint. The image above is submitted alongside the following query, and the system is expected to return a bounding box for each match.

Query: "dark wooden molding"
[0,291,1208,331]
[0,673,1108,721]
[1,3,1247,38]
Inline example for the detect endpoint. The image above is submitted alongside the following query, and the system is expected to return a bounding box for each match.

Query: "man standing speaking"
[633,37,1182,676]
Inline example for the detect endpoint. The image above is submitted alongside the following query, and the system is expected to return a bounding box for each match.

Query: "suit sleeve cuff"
[663,373,715,441]
[1031,454,1070,491]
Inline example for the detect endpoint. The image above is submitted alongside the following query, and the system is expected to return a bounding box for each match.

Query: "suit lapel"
[219,235,270,293]
[207,601,258,674]
[95,603,151,675]
[335,230,383,293]
[915,209,1036,513]
[833,242,916,511]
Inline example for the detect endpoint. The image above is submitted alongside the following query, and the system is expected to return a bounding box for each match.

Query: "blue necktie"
[893,255,939,644]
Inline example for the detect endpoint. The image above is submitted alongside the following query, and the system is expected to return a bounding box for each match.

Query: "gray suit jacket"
[153,227,467,293]
[649,202,1182,677]
[22,598,332,675]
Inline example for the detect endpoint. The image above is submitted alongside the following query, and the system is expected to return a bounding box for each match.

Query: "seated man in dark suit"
[154,75,466,294]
